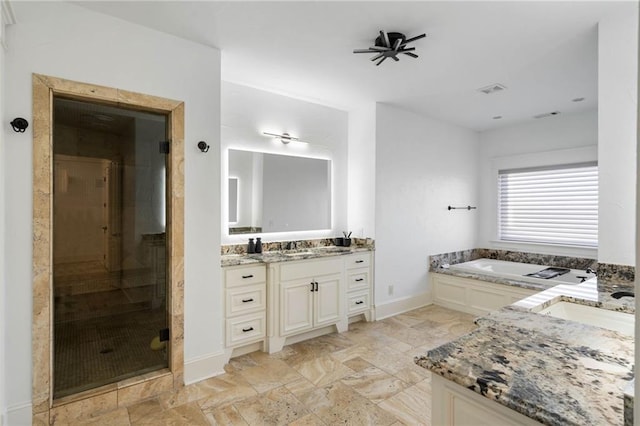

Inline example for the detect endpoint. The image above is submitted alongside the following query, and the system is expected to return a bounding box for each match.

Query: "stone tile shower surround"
[221,237,375,255]
[429,248,635,291]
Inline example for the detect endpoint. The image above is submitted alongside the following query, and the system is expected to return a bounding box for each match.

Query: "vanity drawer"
[347,269,370,291]
[346,253,371,269]
[226,313,266,347]
[347,291,370,315]
[226,283,266,317]
[280,257,342,281]
[225,265,266,287]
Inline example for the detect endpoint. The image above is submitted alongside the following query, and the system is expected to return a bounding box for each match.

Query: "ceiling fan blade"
[392,56,400,62]
[402,33,427,45]
[380,30,390,48]
[353,49,378,53]
[393,38,402,51]
[376,56,387,66]
[399,47,416,52]
[369,46,391,52]
[402,52,419,58]
[370,53,385,61]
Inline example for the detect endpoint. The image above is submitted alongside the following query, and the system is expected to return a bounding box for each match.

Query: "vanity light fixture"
[263,132,306,145]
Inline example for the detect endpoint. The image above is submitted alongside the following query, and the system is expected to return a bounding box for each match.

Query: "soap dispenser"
[255,237,263,253]
[247,238,255,254]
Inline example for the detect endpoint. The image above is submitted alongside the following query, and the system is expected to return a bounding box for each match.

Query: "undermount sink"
[283,251,314,257]
[539,301,634,336]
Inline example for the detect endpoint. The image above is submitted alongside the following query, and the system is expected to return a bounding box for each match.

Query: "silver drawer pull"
[242,274,254,279]
[242,326,254,332]
[355,300,364,305]
[355,278,364,282]
[355,260,364,264]
[242,298,254,303]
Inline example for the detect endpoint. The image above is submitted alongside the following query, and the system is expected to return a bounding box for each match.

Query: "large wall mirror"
[228,149,332,234]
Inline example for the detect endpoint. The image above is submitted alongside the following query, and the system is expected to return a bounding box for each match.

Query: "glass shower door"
[52,97,169,398]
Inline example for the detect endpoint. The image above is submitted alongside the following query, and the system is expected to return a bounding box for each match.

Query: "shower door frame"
[32,74,185,420]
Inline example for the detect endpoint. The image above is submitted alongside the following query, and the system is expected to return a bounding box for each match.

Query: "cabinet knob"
[241,298,254,303]
[242,326,254,332]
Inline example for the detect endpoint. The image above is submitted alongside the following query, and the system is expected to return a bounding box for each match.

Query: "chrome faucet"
[585,267,597,276]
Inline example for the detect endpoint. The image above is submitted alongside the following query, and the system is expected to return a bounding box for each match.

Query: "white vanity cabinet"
[276,257,343,337]
[432,375,540,426]
[344,252,373,321]
[223,250,375,355]
[223,264,267,348]
[267,256,355,353]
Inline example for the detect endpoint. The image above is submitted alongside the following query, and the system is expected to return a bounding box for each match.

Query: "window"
[498,162,598,247]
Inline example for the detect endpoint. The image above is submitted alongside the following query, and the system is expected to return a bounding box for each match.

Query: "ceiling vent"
[533,111,561,119]
[477,83,507,95]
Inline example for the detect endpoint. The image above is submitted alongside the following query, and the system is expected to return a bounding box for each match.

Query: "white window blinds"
[498,162,598,247]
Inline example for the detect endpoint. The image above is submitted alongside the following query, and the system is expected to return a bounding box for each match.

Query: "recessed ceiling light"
[477,83,507,95]
[572,97,585,102]
[492,116,502,120]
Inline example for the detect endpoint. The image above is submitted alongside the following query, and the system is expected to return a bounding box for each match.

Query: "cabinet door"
[314,274,342,327]
[280,278,314,336]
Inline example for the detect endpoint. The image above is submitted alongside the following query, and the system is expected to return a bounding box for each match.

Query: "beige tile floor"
[71,305,476,425]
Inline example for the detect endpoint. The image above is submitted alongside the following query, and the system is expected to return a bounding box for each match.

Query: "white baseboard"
[183,350,230,386]
[374,291,432,320]
[6,402,31,426]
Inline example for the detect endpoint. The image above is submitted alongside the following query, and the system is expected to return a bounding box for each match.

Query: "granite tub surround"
[416,306,634,425]
[431,266,564,292]
[597,262,635,292]
[429,248,597,272]
[429,249,599,292]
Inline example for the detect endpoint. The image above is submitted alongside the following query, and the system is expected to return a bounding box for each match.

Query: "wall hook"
[10,118,29,133]
[197,141,210,153]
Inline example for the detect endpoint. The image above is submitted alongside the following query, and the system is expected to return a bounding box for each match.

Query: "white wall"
[3,2,221,421]
[478,110,598,258]
[347,104,376,239]
[598,4,638,266]
[0,12,6,425]
[221,81,348,244]
[375,103,479,307]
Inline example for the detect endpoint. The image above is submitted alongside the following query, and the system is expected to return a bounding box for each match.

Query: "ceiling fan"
[354,31,426,66]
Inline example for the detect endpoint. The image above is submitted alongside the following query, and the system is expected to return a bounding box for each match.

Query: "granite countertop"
[221,246,373,267]
[415,280,635,425]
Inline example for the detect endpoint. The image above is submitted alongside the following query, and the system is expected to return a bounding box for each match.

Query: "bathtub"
[448,258,596,286]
